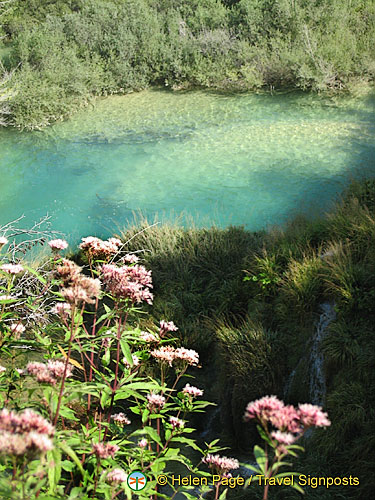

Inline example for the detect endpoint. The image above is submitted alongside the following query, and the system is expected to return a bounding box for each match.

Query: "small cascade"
[283,367,297,399]
[200,406,221,440]
[309,302,336,405]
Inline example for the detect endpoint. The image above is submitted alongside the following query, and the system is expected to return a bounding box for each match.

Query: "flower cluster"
[0,263,24,275]
[9,323,25,337]
[150,345,199,367]
[139,331,159,343]
[51,302,71,318]
[271,431,296,445]
[169,416,184,429]
[92,442,119,459]
[123,354,140,369]
[111,413,131,426]
[106,468,128,484]
[57,259,101,305]
[147,393,166,412]
[138,438,148,448]
[80,237,122,259]
[182,384,204,398]
[0,409,54,457]
[0,236,8,250]
[203,454,240,474]
[101,263,153,304]
[244,395,331,437]
[48,239,68,251]
[27,360,73,385]
[159,320,178,336]
[123,254,139,264]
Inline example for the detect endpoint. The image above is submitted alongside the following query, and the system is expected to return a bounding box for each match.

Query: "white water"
[309,302,336,405]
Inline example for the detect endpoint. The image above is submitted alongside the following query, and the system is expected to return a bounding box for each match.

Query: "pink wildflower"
[159,320,178,336]
[101,263,153,304]
[182,384,204,397]
[0,432,28,455]
[169,416,184,429]
[111,413,131,426]
[0,236,8,249]
[27,431,54,453]
[243,395,284,422]
[0,263,24,275]
[174,347,199,366]
[124,253,139,263]
[52,302,71,317]
[0,365,6,373]
[106,468,128,484]
[10,323,25,336]
[147,393,166,412]
[123,354,140,369]
[138,438,148,448]
[48,239,68,251]
[203,454,240,474]
[271,431,296,445]
[108,238,122,247]
[150,345,199,367]
[150,345,177,366]
[0,408,55,436]
[80,236,121,258]
[92,442,119,459]
[56,259,81,283]
[61,277,101,305]
[140,331,159,342]
[270,404,302,433]
[298,404,331,428]
[27,360,73,385]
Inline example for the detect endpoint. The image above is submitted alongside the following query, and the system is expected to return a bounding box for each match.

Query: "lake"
[0,89,374,242]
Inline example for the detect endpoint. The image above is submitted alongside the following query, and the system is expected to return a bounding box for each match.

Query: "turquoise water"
[0,90,374,242]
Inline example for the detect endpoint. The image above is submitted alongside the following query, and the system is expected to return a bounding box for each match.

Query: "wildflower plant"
[242,395,331,499]
[0,228,332,500]
[0,233,223,499]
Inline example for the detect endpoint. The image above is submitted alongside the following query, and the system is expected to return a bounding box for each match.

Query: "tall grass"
[114,179,375,496]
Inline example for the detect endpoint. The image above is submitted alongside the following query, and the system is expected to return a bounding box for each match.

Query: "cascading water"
[283,302,336,405]
[200,405,221,441]
[309,302,336,405]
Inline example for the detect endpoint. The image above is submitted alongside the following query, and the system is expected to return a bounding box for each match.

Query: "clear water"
[0,89,374,242]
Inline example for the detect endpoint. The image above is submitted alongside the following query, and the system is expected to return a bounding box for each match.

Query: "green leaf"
[59,441,85,477]
[256,424,273,446]
[254,445,267,474]
[241,463,261,475]
[58,406,79,421]
[143,426,162,446]
[120,339,133,367]
[170,436,202,452]
[61,460,75,472]
[47,448,61,495]
[142,409,150,423]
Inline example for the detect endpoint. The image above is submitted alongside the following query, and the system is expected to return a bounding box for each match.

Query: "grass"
[117,179,375,498]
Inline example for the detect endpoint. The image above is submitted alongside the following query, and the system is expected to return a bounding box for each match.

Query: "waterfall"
[309,302,336,405]
[200,405,221,440]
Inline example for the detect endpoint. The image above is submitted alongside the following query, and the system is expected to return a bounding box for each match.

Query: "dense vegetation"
[120,180,375,499]
[0,0,374,129]
[0,219,331,500]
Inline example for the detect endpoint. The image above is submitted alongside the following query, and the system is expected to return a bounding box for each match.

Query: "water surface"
[0,89,374,241]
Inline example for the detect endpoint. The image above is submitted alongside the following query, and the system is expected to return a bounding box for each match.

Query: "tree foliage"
[0,0,373,128]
